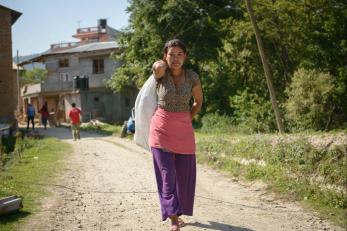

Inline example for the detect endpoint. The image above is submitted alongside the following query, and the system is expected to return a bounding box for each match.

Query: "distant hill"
[13,53,40,64]
[13,53,45,70]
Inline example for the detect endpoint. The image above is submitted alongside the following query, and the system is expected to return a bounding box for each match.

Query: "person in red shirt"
[68,102,82,140]
[39,102,49,129]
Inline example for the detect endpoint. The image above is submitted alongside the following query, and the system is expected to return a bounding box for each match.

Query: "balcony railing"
[22,83,41,96]
[77,26,101,34]
[51,42,80,50]
[22,81,74,96]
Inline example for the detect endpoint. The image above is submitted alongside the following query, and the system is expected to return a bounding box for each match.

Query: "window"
[93,59,104,74]
[60,72,71,82]
[59,59,69,68]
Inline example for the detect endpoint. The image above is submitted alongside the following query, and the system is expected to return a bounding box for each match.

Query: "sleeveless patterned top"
[156,69,200,112]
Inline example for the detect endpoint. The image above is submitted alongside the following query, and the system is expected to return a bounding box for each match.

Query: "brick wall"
[0,7,15,123]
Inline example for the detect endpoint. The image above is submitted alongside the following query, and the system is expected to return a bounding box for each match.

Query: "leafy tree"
[220,0,346,129]
[107,0,241,105]
[108,0,347,130]
[21,68,47,85]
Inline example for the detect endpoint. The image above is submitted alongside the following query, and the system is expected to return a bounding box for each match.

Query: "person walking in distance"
[26,103,36,130]
[149,39,203,231]
[68,103,82,141]
[39,102,49,129]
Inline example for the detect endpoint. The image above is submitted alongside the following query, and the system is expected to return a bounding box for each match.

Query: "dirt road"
[22,127,343,231]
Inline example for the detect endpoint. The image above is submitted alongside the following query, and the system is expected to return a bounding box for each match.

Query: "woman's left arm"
[191,83,203,119]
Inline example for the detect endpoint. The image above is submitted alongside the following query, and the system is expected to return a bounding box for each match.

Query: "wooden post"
[245,0,285,134]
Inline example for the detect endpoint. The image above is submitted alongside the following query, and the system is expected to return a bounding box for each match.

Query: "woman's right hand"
[152,60,167,79]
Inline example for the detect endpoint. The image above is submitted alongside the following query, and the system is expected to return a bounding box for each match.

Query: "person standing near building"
[39,102,49,129]
[26,103,35,130]
[149,39,203,231]
[68,103,82,141]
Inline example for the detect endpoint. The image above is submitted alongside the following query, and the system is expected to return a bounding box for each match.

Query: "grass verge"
[80,123,122,136]
[0,137,71,231]
[80,123,134,140]
[196,132,347,227]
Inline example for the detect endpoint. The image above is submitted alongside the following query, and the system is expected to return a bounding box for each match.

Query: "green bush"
[0,136,16,167]
[1,136,16,153]
[230,89,276,133]
[200,113,234,134]
[1,134,38,169]
[284,68,335,131]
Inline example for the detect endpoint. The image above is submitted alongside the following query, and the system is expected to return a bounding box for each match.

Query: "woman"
[149,39,203,231]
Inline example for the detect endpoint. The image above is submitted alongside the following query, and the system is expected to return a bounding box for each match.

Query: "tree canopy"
[108,0,347,131]
[21,68,47,85]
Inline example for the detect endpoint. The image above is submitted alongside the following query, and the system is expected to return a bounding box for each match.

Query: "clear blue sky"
[0,0,130,56]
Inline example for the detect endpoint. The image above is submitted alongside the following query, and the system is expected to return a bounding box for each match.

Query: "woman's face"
[164,46,186,70]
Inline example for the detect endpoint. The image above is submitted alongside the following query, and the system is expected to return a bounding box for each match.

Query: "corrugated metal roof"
[44,41,119,55]
[18,41,120,65]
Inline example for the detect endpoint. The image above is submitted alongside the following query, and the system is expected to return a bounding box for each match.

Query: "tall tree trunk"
[245,0,285,133]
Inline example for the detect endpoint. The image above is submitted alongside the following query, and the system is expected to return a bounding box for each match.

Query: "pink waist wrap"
[149,107,195,154]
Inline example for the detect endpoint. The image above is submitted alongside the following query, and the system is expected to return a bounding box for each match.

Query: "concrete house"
[21,19,136,124]
[0,5,21,131]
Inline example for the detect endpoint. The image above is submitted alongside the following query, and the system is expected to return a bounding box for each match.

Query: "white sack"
[134,75,157,152]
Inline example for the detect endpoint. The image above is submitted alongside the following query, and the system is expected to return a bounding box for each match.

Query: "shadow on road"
[187,221,254,231]
[0,210,31,225]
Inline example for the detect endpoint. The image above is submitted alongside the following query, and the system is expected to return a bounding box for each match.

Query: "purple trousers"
[151,147,196,221]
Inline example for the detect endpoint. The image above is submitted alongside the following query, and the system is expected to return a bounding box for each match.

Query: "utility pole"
[245,0,285,134]
[76,20,82,28]
[16,50,20,112]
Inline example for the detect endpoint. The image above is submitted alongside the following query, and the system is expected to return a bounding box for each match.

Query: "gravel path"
[21,127,344,231]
